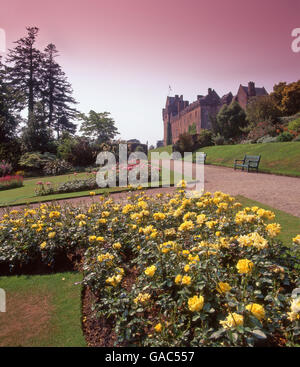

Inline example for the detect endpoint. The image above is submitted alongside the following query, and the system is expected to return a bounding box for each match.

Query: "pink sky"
[1,0,300,145]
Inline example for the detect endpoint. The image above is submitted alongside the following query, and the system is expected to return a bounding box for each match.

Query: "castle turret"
[248,81,256,97]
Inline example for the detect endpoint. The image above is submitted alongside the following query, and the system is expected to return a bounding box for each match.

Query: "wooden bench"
[234,155,261,172]
[195,152,207,164]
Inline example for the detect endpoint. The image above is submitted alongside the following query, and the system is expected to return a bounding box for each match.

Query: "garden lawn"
[0,272,86,347]
[0,172,131,207]
[0,167,178,207]
[195,142,300,177]
[148,145,173,158]
[237,195,300,248]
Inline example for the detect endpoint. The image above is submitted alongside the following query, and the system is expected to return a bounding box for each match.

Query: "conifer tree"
[5,27,42,118]
[41,43,77,139]
[0,56,22,143]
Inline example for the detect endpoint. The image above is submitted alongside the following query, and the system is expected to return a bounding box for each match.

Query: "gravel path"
[1,163,300,217]
[167,161,300,217]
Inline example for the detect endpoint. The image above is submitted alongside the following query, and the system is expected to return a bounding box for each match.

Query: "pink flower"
[36,181,43,185]
[46,182,52,185]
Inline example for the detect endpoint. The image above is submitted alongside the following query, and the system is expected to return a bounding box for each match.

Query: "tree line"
[0,27,119,169]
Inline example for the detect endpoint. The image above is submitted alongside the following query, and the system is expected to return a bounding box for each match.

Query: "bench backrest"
[244,155,261,167]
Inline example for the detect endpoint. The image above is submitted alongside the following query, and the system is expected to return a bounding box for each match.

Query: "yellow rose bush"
[0,188,300,346]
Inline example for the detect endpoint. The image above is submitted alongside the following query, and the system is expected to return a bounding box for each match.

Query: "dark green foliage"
[57,136,95,167]
[5,27,42,117]
[173,132,194,153]
[213,133,225,145]
[188,123,197,135]
[276,132,293,142]
[0,57,22,144]
[216,101,247,140]
[173,130,213,153]
[195,129,213,148]
[79,110,119,143]
[246,95,281,126]
[19,151,56,172]
[0,140,22,169]
[41,44,78,138]
[20,109,53,152]
[166,121,172,145]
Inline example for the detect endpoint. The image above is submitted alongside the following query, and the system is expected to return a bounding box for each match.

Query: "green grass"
[0,172,132,207]
[194,142,300,177]
[0,167,181,207]
[237,195,300,247]
[148,145,173,158]
[0,272,86,347]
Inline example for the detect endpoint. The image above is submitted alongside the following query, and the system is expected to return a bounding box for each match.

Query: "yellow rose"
[154,323,162,332]
[134,293,151,304]
[265,223,281,238]
[246,303,265,320]
[292,235,300,245]
[291,297,300,313]
[178,220,194,232]
[181,275,191,285]
[175,274,182,284]
[113,242,122,250]
[236,259,254,274]
[145,265,156,277]
[48,231,56,239]
[184,265,190,273]
[188,295,204,312]
[216,282,231,294]
[220,313,244,329]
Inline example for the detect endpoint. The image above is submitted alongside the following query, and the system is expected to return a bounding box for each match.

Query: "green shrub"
[288,118,300,133]
[188,123,197,135]
[213,134,225,145]
[277,132,293,142]
[19,152,56,171]
[43,159,73,176]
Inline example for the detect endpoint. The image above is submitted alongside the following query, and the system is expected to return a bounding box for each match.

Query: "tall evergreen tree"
[41,43,77,139]
[5,27,42,118]
[21,102,52,152]
[0,56,22,142]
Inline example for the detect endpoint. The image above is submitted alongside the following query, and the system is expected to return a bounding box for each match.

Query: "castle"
[162,82,268,145]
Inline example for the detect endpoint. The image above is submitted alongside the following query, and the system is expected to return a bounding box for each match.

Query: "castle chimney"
[248,82,256,97]
[208,88,212,94]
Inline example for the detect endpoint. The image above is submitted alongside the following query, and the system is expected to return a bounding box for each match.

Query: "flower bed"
[34,173,98,196]
[0,175,23,191]
[34,162,161,197]
[0,186,299,346]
